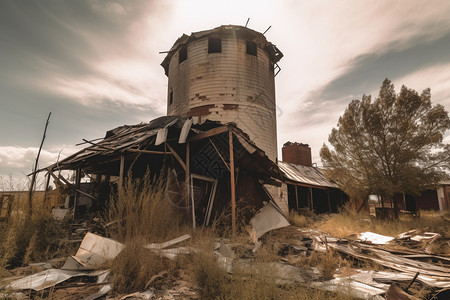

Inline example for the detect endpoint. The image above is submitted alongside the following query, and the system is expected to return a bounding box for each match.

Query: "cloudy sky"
[1,0,450,189]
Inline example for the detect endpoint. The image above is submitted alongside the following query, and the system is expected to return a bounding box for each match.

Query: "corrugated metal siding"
[166,31,278,162]
[278,161,339,188]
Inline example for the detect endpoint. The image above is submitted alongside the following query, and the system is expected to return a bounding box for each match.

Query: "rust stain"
[188,104,215,117]
[223,104,239,110]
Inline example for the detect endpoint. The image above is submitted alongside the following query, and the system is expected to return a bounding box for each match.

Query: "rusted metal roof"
[278,161,338,188]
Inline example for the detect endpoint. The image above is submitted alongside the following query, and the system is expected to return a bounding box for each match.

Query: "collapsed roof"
[40,115,282,182]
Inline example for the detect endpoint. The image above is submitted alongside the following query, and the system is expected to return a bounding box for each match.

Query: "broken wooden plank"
[188,125,229,142]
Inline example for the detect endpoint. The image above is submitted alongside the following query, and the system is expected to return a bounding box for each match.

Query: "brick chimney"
[282,142,312,167]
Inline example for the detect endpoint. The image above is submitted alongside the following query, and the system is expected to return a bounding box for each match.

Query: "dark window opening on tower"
[179,46,187,63]
[246,41,257,56]
[208,37,222,53]
[169,90,173,105]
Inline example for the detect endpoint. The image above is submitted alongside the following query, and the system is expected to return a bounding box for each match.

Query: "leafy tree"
[320,79,450,215]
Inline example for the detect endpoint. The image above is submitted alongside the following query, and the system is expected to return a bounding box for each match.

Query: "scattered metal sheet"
[7,269,106,291]
[62,232,124,270]
[151,247,193,260]
[358,232,394,244]
[144,234,191,250]
[326,243,450,287]
[396,230,442,242]
[249,201,290,239]
[310,276,387,299]
[215,242,235,273]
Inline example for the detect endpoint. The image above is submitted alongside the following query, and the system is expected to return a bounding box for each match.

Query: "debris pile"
[2,221,449,299]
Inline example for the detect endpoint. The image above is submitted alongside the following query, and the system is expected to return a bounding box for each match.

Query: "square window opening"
[246,41,257,56]
[208,37,222,53]
[179,46,187,63]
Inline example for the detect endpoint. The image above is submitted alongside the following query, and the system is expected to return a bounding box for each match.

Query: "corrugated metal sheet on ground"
[278,161,338,188]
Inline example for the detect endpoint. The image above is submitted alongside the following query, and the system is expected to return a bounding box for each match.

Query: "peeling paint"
[188,104,215,116]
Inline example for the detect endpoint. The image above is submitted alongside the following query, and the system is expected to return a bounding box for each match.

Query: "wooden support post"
[295,185,299,210]
[310,187,314,212]
[186,142,191,220]
[166,143,186,171]
[73,168,81,219]
[119,153,125,186]
[208,138,230,172]
[229,129,236,235]
[43,172,51,204]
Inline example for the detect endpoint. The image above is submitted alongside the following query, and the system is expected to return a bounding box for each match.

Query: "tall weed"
[0,192,69,273]
[107,171,183,243]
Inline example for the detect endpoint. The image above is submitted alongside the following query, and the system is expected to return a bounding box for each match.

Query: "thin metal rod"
[263,25,271,34]
[245,18,250,27]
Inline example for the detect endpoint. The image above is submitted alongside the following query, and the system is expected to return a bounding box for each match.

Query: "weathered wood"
[119,153,125,186]
[208,138,230,172]
[73,168,81,219]
[186,141,191,220]
[49,171,97,201]
[188,125,229,142]
[82,138,114,150]
[166,143,186,171]
[28,112,51,217]
[295,185,299,210]
[229,129,236,234]
[125,149,171,155]
[43,172,51,204]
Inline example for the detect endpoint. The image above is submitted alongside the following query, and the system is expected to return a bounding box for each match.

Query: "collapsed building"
[37,25,347,227]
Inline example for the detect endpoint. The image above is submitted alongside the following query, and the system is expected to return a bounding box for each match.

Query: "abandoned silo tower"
[161,25,283,161]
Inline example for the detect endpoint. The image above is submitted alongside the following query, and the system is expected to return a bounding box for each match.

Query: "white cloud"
[393,63,450,108]
[277,0,450,105]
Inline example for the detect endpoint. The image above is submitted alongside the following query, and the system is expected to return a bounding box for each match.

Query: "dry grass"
[110,238,178,294]
[288,211,312,228]
[106,172,190,295]
[317,202,450,239]
[192,249,353,300]
[0,192,70,275]
[107,171,184,243]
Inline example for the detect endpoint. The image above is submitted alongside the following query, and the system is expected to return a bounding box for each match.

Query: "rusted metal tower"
[161,25,283,162]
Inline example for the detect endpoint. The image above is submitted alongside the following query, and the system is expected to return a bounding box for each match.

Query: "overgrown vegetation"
[2,173,449,298]
[107,171,184,243]
[318,202,450,240]
[106,171,188,295]
[0,192,71,276]
[192,247,352,300]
